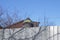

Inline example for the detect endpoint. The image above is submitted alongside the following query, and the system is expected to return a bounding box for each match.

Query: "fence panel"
[0,26,60,40]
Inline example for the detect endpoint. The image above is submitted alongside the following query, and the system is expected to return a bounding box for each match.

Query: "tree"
[0,6,58,40]
[0,7,21,40]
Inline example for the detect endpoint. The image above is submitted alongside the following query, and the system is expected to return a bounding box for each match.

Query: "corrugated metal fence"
[0,26,60,40]
[40,26,60,40]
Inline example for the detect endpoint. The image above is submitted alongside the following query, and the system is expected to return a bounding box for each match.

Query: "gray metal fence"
[0,26,60,40]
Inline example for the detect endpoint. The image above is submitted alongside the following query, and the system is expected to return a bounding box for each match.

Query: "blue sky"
[0,0,60,26]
